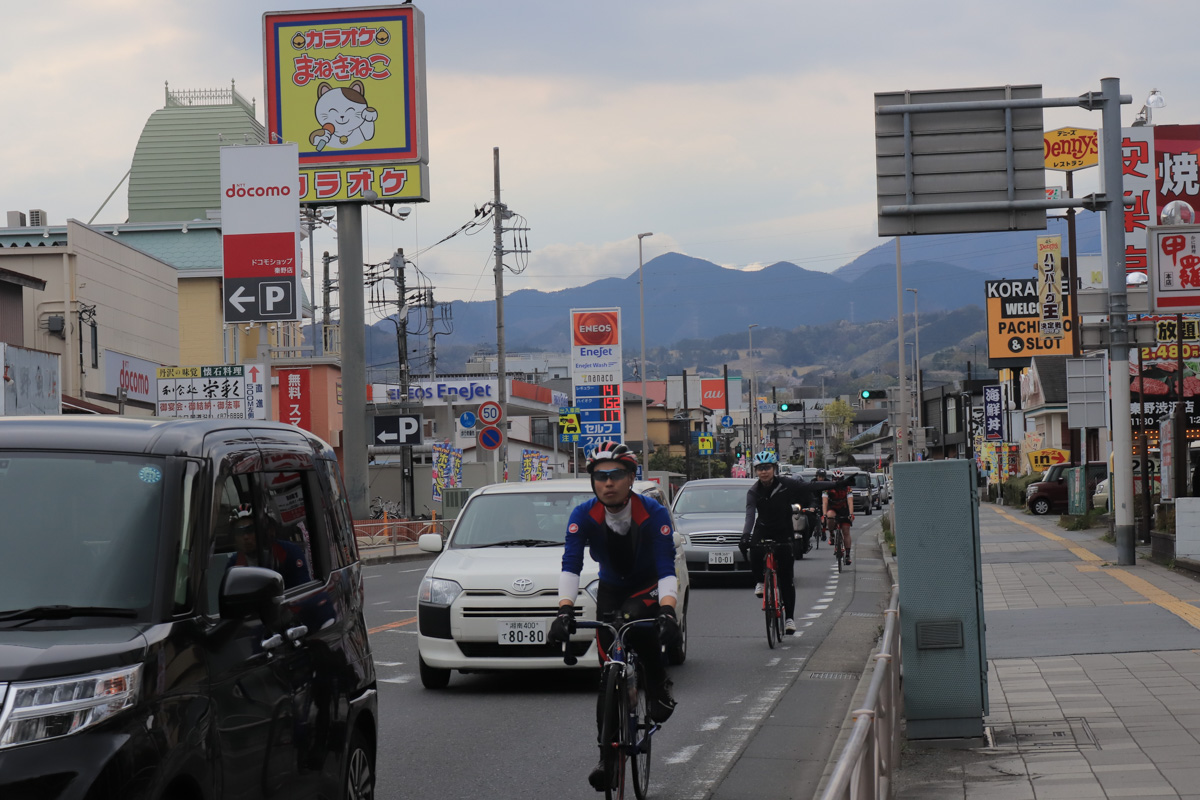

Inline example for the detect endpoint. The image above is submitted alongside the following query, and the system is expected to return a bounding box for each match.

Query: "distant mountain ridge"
[364,211,1103,367]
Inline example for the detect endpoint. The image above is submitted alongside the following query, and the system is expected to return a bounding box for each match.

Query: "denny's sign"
[985,278,1075,367]
[1044,127,1098,172]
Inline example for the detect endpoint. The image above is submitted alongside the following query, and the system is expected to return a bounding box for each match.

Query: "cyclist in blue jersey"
[548,441,680,792]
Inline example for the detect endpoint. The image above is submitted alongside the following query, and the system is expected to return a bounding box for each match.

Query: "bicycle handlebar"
[560,618,657,666]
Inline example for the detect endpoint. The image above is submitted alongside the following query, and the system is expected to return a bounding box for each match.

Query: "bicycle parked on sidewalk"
[564,618,661,800]
[751,541,788,648]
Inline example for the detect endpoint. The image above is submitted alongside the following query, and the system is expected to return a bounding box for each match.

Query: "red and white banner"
[278,367,312,431]
[220,144,301,323]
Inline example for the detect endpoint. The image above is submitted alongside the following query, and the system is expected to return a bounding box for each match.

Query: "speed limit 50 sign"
[478,400,503,426]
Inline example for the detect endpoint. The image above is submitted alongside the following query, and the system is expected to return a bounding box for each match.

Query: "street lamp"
[748,324,759,455]
[1132,88,1165,127]
[637,232,654,473]
[906,287,920,428]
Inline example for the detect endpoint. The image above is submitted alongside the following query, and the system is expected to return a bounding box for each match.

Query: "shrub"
[1002,474,1040,508]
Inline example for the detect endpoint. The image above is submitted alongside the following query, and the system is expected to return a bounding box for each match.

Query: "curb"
[813,522,899,797]
[358,544,433,566]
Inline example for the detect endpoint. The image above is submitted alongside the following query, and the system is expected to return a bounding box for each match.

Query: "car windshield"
[449,491,594,549]
[0,452,166,614]
[673,487,747,514]
[854,474,872,488]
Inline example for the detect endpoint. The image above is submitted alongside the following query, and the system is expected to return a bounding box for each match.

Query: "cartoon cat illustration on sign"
[309,80,377,151]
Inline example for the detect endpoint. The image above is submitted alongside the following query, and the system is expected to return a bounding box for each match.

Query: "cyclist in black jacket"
[738,452,849,634]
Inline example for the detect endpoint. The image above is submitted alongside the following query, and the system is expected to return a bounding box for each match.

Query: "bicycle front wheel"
[764,569,778,649]
[630,663,652,800]
[600,666,627,800]
[835,532,844,573]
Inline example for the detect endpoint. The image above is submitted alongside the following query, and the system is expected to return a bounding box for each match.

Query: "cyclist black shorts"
[827,508,852,526]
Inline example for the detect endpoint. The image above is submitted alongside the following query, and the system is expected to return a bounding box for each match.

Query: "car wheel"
[419,654,451,689]
[666,595,688,665]
[1030,497,1051,516]
[343,726,375,800]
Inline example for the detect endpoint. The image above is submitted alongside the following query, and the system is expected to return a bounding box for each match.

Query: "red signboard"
[278,368,312,431]
[571,310,619,346]
[1154,125,1200,221]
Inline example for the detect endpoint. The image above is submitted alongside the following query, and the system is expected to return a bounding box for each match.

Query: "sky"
[2,1,1195,315]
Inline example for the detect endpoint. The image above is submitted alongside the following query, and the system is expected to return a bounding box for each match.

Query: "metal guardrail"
[819,583,902,800]
[354,518,447,555]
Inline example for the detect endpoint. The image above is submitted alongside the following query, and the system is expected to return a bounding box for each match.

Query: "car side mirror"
[219,566,284,623]
[418,533,444,553]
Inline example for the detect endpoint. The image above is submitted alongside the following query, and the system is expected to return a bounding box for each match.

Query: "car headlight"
[419,576,463,606]
[585,579,602,603]
[0,664,141,749]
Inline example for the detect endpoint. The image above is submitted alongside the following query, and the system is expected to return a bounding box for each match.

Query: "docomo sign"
[225,183,292,198]
[1044,127,1098,172]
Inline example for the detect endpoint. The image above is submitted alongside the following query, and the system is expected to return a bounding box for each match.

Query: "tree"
[649,449,686,475]
[822,399,856,442]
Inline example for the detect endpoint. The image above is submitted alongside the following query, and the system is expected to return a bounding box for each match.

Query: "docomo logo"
[573,311,619,346]
[225,183,292,198]
[118,361,151,397]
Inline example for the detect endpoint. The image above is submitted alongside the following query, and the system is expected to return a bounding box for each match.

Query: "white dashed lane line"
[665,745,703,765]
[374,661,404,667]
[699,716,726,732]
[766,657,781,667]
[379,675,412,684]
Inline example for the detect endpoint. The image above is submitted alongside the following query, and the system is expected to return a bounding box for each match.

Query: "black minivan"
[0,417,377,800]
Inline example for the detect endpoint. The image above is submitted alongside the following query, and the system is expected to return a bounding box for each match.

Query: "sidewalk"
[357,539,429,564]
[896,504,1200,800]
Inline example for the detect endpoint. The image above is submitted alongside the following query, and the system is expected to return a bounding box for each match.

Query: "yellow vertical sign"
[1036,235,1064,340]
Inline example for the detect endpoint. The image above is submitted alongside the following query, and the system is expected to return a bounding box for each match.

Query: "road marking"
[1079,564,1200,630]
[802,613,821,620]
[386,609,417,613]
[665,745,702,764]
[374,660,404,667]
[726,694,746,705]
[681,658,804,799]
[812,604,829,610]
[369,616,417,634]
[991,506,1102,562]
[388,630,417,635]
[372,601,390,605]
[700,716,726,731]
[766,657,781,667]
[364,574,382,579]
[398,567,429,573]
[380,675,412,684]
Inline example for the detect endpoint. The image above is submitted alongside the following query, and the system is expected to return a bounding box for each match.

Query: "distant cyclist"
[738,452,848,634]
[548,441,681,792]
[823,469,854,565]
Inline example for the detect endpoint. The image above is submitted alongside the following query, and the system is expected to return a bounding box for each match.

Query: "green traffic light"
[860,390,870,399]
[779,402,790,411]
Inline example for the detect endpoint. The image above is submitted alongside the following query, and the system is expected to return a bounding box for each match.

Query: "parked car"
[872,473,890,504]
[671,478,757,579]
[1025,462,1108,515]
[1092,477,1109,511]
[0,417,378,800]
[416,479,691,688]
[849,470,877,514]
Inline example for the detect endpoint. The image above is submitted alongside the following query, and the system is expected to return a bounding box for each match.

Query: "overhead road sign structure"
[876,84,1048,236]
[373,413,422,445]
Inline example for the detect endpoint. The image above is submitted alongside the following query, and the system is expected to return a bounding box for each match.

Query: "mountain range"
[363,211,1103,371]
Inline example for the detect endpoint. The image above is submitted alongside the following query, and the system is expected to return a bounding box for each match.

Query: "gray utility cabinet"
[893,459,988,739]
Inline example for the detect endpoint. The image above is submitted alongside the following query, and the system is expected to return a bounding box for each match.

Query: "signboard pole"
[493,148,506,484]
[1101,77,1135,566]
[257,326,273,421]
[338,202,369,519]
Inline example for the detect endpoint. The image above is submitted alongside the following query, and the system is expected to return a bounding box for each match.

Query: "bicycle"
[564,618,659,800]
[825,513,848,573]
[750,541,787,648]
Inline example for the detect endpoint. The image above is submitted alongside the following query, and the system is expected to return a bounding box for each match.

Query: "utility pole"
[493,148,507,483]
[426,289,438,381]
[322,250,338,354]
[390,249,409,400]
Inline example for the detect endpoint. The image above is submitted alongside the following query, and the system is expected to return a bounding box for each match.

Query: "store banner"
[1036,235,1064,339]
[983,385,1004,442]
[278,367,311,431]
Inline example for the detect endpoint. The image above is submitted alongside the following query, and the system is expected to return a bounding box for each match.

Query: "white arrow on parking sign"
[228,286,256,313]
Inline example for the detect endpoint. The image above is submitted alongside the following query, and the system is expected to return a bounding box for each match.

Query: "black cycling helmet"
[815,470,827,480]
[586,441,639,474]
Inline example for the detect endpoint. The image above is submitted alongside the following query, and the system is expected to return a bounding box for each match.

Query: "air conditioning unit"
[6,211,26,228]
[27,209,47,227]
[441,487,472,519]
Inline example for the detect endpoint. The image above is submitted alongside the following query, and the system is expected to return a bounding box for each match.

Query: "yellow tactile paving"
[990,506,1103,562]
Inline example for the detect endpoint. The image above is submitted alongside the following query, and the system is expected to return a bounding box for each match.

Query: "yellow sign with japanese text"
[985,279,1075,362]
[263,5,429,201]
[299,164,426,203]
[1028,448,1068,472]
[559,413,581,436]
[1036,236,1064,339]
[1044,127,1098,172]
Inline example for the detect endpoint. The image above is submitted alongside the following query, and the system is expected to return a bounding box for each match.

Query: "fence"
[354,518,447,556]
[819,583,902,800]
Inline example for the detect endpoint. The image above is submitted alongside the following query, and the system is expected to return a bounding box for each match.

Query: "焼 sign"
[220,144,302,323]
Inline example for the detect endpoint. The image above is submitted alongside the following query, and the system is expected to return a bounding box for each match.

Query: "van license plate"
[498,619,548,645]
[709,551,734,565]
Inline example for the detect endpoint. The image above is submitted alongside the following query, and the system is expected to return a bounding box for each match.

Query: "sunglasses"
[592,468,630,482]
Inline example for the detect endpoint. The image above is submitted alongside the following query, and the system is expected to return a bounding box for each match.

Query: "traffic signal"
[779,402,791,411]
[860,390,887,400]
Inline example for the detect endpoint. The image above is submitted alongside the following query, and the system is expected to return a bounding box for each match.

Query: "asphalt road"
[361,516,882,799]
